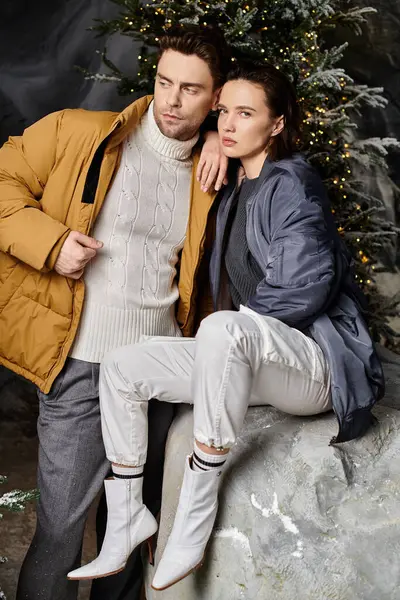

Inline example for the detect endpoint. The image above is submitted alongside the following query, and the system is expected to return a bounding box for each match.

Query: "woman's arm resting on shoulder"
[247,177,336,330]
[196,130,228,193]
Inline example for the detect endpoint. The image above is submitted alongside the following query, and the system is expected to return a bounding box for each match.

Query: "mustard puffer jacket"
[0,95,217,392]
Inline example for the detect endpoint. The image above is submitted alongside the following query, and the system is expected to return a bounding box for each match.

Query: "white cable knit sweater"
[70,102,199,363]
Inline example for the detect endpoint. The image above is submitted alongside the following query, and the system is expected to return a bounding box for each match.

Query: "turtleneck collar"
[139,100,199,161]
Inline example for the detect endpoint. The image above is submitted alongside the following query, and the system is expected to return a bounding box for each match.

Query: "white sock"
[112,464,144,479]
[192,442,228,472]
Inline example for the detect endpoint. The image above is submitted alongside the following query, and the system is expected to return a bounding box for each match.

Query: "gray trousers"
[16,358,174,600]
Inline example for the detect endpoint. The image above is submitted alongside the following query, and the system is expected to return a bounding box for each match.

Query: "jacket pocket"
[265,241,283,286]
[329,305,359,337]
[269,235,326,288]
[37,366,67,403]
[0,253,18,286]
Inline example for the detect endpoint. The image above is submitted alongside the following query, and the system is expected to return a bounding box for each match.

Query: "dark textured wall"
[0,0,140,144]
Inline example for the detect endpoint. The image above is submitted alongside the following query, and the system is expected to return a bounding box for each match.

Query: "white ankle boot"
[151,455,222,591]
[67,476,158,580]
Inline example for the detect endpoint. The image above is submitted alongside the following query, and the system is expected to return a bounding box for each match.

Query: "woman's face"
[217,79,284,161]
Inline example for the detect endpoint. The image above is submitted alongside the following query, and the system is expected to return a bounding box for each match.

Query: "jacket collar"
[251,155,277,198]
[259,154,276,180]
[107,95,154,149]
[224,155,277,199]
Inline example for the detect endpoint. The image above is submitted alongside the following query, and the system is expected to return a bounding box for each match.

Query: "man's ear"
[212,87,222,111]
[271,115,285,137]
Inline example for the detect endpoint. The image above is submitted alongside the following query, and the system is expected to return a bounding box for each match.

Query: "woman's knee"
[197,311,240,340]
[101,342,149,387]
[196,310,258,345]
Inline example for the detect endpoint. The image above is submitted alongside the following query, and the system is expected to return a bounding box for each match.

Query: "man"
[0,26,229,600]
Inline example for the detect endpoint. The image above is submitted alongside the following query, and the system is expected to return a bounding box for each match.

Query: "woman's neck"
[241,151,268,180]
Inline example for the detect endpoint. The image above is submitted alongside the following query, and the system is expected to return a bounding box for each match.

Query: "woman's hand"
[196,131,229,193]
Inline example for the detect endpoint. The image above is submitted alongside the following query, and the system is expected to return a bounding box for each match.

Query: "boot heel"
[146,535,156,566]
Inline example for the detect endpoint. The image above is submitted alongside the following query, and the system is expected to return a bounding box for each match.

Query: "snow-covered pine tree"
[85,0,400,346]
[0,476,38,599]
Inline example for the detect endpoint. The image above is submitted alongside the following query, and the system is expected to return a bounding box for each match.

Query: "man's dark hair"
[158,25,231,89]
[227,61,301,160]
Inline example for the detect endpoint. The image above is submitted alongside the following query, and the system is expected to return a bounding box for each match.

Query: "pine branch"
[319,6,377,35]
[0,489,39,514]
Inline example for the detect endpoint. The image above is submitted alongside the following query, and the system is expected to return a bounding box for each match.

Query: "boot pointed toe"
[151,551,204,591]
[67,559,124,581]
[151,455,221,591]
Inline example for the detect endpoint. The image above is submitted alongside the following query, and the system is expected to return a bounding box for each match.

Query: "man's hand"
[54,231,103,279]
[197,130,229,193]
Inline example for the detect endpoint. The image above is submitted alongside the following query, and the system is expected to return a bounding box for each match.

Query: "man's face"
[153,50,219,141]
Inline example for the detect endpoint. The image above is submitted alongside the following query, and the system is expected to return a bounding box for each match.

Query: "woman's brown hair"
[227,61,301,160]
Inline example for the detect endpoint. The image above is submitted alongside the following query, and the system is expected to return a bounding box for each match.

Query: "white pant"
[99,309,332,466]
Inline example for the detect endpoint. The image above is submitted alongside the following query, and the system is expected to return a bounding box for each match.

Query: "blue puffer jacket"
[210,154,385,443]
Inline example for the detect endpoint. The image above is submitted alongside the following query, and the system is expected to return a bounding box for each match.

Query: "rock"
[144,350,400,600]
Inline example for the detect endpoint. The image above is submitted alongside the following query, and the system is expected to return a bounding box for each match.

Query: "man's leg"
[16,358,109,600]
[90,338,195,598]
[91,400,175,600]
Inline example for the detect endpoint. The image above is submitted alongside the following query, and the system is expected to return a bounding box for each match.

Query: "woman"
[68,62,384,588]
